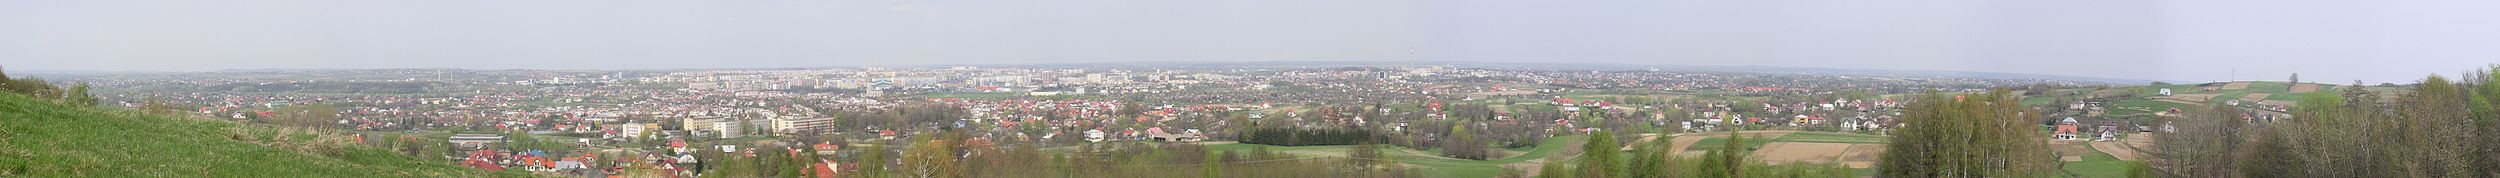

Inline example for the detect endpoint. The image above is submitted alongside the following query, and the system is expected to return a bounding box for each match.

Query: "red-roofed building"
[463,159,505,171]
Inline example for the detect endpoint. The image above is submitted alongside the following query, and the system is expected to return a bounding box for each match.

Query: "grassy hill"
[0,93,520,177]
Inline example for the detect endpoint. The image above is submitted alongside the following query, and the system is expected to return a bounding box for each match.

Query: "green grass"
[1770,132,1887,144]
[0,93,517,177]
[2105,99,2197,118]
[2061,146,2131,178]
[2022,96,2059,106]
[2242,82,2292,94]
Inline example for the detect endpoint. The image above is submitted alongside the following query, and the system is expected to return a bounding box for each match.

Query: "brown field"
[2088,134,2154,161]
[2240,93,2271,101]
[1837,145,1885,168]
[2289,84,2323,93]
[1748,142,1886,168]
[1752,142,1857,164]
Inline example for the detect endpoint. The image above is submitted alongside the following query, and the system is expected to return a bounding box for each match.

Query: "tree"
[2151,103,2247,177]
[1535,158,1573,178]
[854,143,890,178]
[1697,130,1743,178]
[1576,130,1620,178]
[2468,65,2500,177]
[2390,76,2475,177]
[1443,120,1491,160]
[902,137,961,178]
[63,83,93,106]
[1877,90,2055,177]
[1627,134,1678,178]
[1345,143,1398,177]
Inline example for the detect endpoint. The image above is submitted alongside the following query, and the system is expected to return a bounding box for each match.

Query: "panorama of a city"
[5,1,2499,178]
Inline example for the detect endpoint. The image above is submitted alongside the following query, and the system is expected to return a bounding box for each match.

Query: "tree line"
[1236,127,1391,146]
[0,67,98,107]
[2149,65,2500,177]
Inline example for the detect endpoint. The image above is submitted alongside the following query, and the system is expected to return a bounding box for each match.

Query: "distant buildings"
[620,122,658,139]
[449,134,505,148]
[712,121,741,138]
[772,117,834,136]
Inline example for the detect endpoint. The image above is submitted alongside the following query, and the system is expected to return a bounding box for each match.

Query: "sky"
[4,0,2497,83]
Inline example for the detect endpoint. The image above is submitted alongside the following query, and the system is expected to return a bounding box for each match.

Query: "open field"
[1747,132,1887,168]
[2289,83,2323,93]
[1771,131,1887,144]
[1752,142,1858,164]
[2061,147,2133,178]
[2087,134,2152,161]
[1682,131,1790,153]
[2238,93,2271,102]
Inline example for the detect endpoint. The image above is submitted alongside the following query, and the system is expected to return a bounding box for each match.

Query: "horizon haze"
[8,0,2498,83]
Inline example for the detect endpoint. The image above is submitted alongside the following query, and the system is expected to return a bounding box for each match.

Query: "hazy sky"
[5,0,2497,83]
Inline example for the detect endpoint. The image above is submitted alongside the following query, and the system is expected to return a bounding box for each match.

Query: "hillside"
[0,93,516,177]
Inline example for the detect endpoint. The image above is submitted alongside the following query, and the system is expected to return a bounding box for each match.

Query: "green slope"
[0,93,518,177]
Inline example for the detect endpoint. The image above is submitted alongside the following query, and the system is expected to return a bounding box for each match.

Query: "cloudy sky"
[4,0,2496,83]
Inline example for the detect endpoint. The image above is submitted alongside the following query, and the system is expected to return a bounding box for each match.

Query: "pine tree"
[1577,131,1621,178]
[1697,130,1743,178]
[1627,134,1677,178]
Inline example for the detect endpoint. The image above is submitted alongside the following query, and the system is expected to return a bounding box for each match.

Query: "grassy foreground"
[0,93,519,177]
